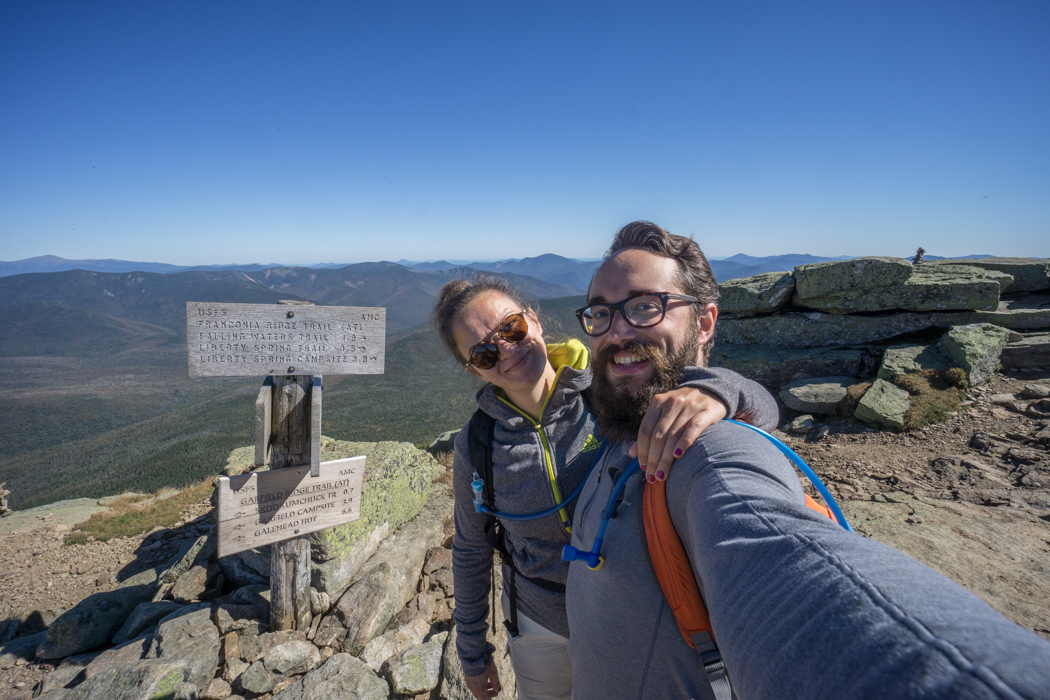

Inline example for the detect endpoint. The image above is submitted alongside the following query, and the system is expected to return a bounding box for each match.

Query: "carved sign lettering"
[186,303,385,377]
[216,456,365,558]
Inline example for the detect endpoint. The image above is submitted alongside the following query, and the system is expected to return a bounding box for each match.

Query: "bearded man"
[564,221,1050,699]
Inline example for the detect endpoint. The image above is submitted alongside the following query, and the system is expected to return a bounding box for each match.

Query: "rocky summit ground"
[0,372,1048,698]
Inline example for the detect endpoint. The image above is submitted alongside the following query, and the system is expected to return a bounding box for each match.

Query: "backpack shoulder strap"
[467,409,496,510]
[643,479,732,699]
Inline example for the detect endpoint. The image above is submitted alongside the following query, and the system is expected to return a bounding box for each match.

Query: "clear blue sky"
[2,1,1047,265]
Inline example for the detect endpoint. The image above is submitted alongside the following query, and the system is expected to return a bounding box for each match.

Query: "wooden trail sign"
[216,457,365,558]
[186,302,385,377]
[187,300,386,632]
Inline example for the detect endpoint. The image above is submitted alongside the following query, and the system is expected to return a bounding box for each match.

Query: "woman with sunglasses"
[434,277,777,700]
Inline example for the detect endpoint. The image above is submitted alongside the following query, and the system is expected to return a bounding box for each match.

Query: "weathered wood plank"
[269,371,313,632]
[254,377,273,467]
[271,537,312,631]
[215,457,364,557]
[186,302,385,377]
[311,376,322,477]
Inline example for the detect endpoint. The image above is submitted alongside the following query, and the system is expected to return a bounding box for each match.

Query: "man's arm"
[667,422,1050,699]
[680,366,780,431]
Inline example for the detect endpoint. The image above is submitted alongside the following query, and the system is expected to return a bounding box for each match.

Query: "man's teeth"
[614,354,643,365]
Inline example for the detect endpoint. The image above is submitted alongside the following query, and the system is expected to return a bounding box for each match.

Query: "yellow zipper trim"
[497,366,572,534]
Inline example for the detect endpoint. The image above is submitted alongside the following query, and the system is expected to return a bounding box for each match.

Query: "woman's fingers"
[637,388,728,481]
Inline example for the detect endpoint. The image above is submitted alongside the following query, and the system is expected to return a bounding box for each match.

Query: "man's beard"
[591,333,700,444]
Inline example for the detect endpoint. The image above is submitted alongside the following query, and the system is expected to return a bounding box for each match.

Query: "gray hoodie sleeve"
[679,365,780,431]
[667,422,1050,699]
[450,427,496,676]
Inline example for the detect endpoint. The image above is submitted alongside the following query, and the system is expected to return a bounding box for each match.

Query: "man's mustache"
[594,341,666,370]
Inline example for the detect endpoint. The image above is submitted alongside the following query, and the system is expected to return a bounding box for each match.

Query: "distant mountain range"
[2,252,998,288]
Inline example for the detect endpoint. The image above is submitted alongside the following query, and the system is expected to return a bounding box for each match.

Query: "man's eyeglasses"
[466,311,530,369]
[575,293,700,337]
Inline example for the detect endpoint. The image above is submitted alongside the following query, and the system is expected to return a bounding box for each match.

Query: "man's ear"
[696,302,717,348]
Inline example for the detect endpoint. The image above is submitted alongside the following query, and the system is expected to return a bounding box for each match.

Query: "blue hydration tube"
[471,443,607,521]
[563,419,854,570]
[724,418,853,533]
[561,459,640,569]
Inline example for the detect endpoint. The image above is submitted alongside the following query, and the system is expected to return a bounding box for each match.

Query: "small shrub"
[943,367,968,388]
[891,370,965,431]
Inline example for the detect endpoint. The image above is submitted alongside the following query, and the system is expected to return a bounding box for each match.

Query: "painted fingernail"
[674,448,683,457]
[640,464,647,471]
[656,470,666,480]
[646,473,656,483]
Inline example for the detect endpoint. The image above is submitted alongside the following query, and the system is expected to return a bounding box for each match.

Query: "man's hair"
[604,220,719,363]
[433,276,531,364]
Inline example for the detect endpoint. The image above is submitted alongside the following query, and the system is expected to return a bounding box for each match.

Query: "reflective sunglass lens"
[500,313,528,342]
[470,342,500,369]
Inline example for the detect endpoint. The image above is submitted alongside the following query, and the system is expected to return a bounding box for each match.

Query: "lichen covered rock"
[793,257,1000,314]
[855,379,911,430]
[939,323,1010,384]
[718,271,795,317]
[877,344,951,381]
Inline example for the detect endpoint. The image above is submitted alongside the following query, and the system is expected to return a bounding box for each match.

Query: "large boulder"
[0,631,45,670]
[718,271,795,317]
[1000,332,1050,370]
[315,478,452,602]
[877,343,951,381]
[939,323,1011,384]
[334,563,403,655]
[779,377,855,415]
[146,605,221,691]
[112,602,184,646]
[37,573,157,659]
[710,344,880,387]
[309,440,440,562]
[382,632,448,695]
[62,659,187,700]
[715,302,1050,349]
[927,257,1050,293]
[793,257,1000,314]
[270,653,389,700]
[854,379,911,430]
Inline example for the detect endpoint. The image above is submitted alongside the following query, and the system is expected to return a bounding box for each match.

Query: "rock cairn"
[714,256,1050,429]
[0,440,516,700]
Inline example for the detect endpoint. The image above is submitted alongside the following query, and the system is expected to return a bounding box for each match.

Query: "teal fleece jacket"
[450,365,779,676]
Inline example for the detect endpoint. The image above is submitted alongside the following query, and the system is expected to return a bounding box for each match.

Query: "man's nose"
[605,308,637,342]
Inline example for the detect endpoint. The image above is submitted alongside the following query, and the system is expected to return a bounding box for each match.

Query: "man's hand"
[631,387,728,482]
[465,662,502,699]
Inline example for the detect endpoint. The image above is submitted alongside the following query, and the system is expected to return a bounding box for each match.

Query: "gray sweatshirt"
[566,420,1050,699]
[451,365,780,676]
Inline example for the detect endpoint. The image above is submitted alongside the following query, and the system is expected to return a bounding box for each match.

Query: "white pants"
[501,591,573,700]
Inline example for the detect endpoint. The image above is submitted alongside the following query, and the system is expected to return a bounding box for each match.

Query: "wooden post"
[269,374,313,631]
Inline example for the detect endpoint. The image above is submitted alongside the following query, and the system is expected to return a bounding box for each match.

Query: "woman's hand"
[465,662,502,699]
[631,387,728,482]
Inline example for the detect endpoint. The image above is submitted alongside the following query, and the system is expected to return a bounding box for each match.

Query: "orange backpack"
[642,479,837,700]
[643,479,835,648]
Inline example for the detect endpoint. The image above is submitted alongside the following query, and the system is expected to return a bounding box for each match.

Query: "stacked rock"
[713,257,1050,430]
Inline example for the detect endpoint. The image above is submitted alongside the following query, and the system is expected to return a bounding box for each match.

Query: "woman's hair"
[433,276,531,364]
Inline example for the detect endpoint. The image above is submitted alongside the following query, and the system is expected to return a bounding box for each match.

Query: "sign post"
[187,300,385,632]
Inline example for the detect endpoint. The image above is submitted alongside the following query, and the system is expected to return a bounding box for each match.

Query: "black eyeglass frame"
[574,292,701,337]
[464,310,530,369]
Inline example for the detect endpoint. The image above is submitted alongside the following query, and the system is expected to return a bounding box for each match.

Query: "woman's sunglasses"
[466,311,529,370]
